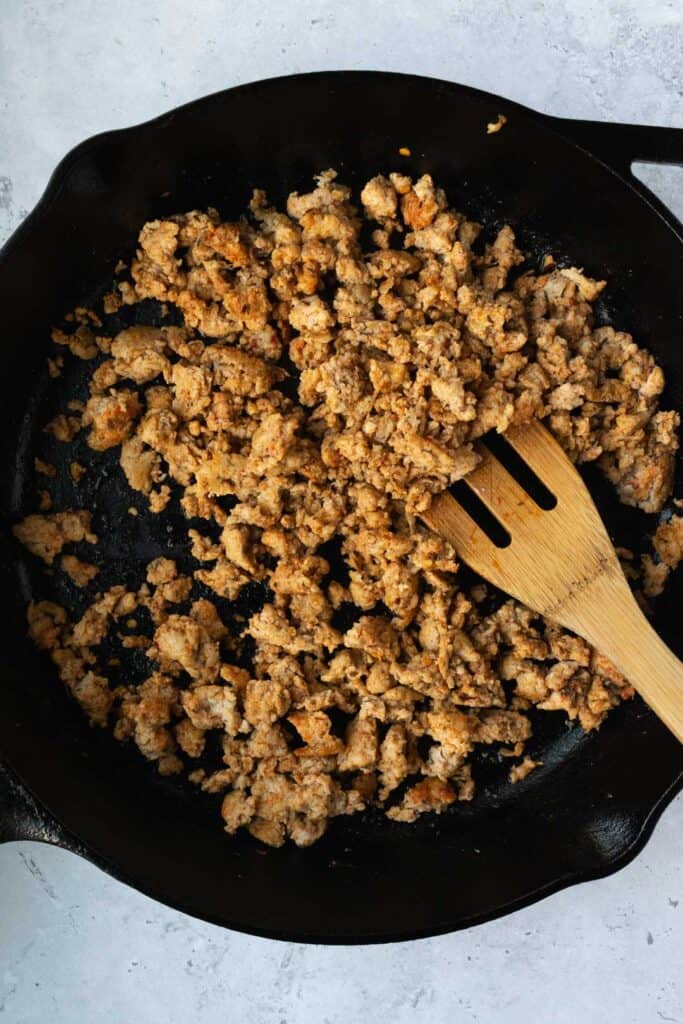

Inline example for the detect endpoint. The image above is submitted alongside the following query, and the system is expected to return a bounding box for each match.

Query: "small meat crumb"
[642,513,683,596]
[61,554,99,587]
[487,113,507,134]
[47,356,64,378]
[82,390,141,450]
[509,756,541,783]
[34,457,56,477]
[45,414,81,442]
[14,510,97,565]
[103,291,123,314]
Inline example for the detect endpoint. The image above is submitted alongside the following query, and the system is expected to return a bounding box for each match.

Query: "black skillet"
[1,72,682,944]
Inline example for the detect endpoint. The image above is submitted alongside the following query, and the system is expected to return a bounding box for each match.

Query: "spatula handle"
[613,616,683,743]
[567,571,683,744]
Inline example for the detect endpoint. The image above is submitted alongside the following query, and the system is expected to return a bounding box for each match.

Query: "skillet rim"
[0,70,681,943]
[2,752,682,945]
[4,71,683,267]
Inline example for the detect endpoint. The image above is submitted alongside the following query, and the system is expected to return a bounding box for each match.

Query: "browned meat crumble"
[13,170,680,847]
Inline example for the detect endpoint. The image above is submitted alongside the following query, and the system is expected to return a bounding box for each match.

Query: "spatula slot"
[482,431,557,510]
[448,480,512,548]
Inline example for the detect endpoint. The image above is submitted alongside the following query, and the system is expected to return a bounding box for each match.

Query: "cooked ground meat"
[13,170,680,847]
[13,510,97,565]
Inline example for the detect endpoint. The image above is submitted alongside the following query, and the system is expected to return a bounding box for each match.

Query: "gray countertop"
[1,2,681,1021]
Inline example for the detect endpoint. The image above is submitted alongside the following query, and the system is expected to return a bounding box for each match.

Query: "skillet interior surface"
[0,72,681,942]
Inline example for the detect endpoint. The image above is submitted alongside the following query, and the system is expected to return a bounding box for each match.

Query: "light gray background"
[1,2,681,1021]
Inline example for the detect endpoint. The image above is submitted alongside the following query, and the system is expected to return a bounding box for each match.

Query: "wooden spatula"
[423,419,683,742]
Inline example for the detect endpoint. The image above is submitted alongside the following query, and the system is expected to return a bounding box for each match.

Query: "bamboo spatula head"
[423,419,683,742]
[423,420,620,636]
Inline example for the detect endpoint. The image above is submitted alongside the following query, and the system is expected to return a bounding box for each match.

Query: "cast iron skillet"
[0,72,682,944]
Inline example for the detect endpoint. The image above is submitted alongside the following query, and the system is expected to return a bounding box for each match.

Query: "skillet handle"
[0,758,72,846]
[553,117,683,178]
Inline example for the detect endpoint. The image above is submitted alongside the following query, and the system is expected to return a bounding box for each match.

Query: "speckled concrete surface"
[0,2,681,1021]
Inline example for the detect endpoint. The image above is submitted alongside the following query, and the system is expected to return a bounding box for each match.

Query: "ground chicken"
[14,168,680,848]
[13,510,97,565]
[153,615,220,683]
[83,389,142,450]
[61,554,99,587]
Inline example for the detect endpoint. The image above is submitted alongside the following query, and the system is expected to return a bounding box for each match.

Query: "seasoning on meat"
[61,554,99,587]
[13,169,680,847]
[13,510,97,565]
